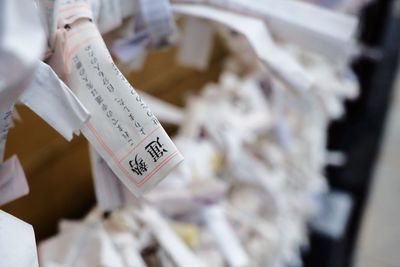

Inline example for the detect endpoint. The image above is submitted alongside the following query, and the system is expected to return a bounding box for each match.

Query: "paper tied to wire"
[50,1,183,196]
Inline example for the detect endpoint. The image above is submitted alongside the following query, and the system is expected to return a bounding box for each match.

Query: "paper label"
[0,211,38,267]
[177,17,214,70]
[59,14,183,196]
[0,155,29,206]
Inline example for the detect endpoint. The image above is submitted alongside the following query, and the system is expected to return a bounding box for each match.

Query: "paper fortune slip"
[56,2,183,196]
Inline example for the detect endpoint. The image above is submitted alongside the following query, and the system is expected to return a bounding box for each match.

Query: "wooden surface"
[2,39,226,241]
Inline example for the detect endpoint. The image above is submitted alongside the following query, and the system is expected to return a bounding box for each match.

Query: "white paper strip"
[0,211,39,267]
[177,17,214,70]
[89,145,126,212]
[19,61,90,141]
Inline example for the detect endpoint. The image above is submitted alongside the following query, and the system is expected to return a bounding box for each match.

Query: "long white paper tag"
[56,3,183,196]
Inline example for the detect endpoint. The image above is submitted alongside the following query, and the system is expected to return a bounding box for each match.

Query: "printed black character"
[129,154,148,176]
[145,137,167,162]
